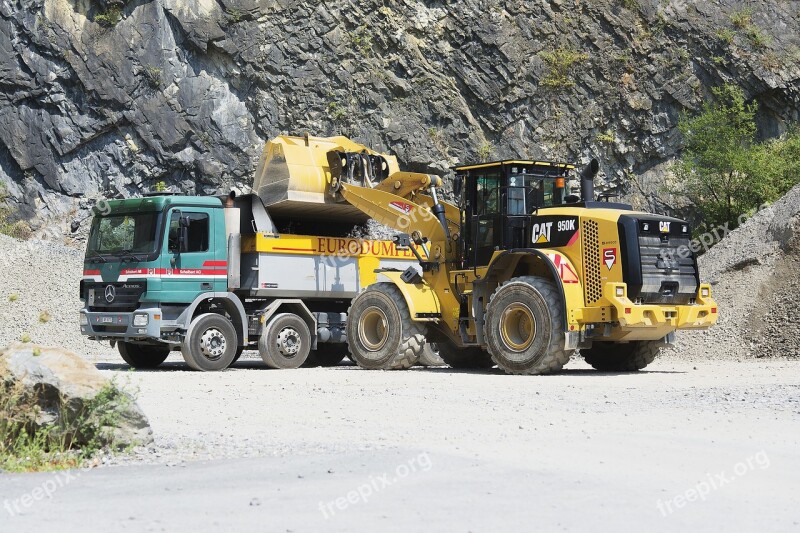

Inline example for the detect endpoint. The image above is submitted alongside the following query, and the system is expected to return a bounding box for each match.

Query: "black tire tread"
[484,276,572,375]
[582,340,660,371]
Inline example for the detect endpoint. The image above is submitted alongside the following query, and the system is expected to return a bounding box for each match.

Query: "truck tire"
[484,276,571,375]
[231,346,244,365]
[118,342,170,369]
[181,313,239,371]
[417,343,446,367]
[259,313,311,369]
[305,344,348,367]
[436,342,494,369]
[346,283,425,370]
[581,341,660,371]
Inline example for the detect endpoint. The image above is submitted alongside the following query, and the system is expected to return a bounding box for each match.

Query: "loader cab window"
[459,161,572,268]
[168,212,209,253]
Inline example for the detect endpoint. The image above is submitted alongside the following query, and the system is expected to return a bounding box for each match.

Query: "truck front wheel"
[118,342,170,369]
[346,283,425,370]
[259,313,311,369]
[181,313,239,371]
[581,341,659,371]
[484,276,571,375]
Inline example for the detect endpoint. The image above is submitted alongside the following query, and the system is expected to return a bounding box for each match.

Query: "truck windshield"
[87,212,160,256]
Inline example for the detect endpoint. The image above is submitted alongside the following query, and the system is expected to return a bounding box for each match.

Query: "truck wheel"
[259,313,311,369]
[305,344,348,367]
[417,343,446,367]
[118,342,170,369]
[181,313,239,371]
[346,283,425,370]
[231,346,245,365]
[581,341,659,371]
[436,342,494,369]
[484,276,571,375]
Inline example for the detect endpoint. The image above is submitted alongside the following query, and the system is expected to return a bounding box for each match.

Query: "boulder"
[0,342,153,450]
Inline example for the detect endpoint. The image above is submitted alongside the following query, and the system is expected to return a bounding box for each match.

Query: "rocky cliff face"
[1,0,798,232]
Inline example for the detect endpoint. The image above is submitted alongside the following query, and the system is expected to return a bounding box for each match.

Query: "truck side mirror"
[453,175,463,197]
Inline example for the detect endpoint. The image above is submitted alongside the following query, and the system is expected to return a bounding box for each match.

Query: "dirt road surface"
[1,353,798,532]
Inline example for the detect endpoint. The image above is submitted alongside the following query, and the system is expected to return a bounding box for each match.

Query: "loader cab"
[455,160,574,267]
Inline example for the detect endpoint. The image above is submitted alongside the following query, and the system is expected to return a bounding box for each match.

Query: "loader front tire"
[581,341,660,371]
[346,283,425,370]
[484,276,571,375]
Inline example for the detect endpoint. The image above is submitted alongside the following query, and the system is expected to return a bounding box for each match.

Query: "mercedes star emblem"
[104,285,116,303]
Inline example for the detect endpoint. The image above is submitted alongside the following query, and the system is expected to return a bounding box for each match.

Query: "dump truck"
[79,136,435,370]
[320,142,719,374]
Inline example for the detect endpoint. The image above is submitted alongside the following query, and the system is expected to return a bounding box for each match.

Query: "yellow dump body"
[252,135,401,223]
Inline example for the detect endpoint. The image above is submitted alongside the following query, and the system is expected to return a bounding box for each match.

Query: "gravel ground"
[2,353,795,532]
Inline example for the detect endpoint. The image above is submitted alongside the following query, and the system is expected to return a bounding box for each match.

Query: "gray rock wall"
[0,0,798,230]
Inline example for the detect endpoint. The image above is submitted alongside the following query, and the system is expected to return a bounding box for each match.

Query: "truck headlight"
[701,287,710,298]
[80,313,88,326]
[133,314,149,327]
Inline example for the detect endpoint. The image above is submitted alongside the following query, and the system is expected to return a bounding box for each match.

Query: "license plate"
[100,317,114,324]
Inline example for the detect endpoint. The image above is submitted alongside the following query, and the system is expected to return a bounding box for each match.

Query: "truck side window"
[168,212,210,253]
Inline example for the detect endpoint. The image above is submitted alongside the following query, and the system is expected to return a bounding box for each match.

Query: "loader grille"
[582,219,602,304]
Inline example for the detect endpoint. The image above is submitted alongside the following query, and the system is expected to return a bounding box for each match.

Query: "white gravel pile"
[0,233,107,356]
[668,184,800,360]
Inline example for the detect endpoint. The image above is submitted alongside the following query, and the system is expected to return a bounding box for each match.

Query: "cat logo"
[531,222,553,244]
[659,221,671,233]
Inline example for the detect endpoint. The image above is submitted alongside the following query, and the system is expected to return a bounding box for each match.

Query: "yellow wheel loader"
[257,135,719,374]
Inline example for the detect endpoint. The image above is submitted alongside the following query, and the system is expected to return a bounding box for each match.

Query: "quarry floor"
[1,353,798,532]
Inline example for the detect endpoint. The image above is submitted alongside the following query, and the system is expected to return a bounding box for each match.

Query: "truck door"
[161,207,226,303]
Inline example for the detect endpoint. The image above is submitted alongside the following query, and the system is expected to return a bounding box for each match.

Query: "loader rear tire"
[484,276,571,375]
[436,342,494,369]
[118,342,170,369]
[581,341,660,371]
[346,283,425,370]
[305,344,348,367]
[417,343,446,367]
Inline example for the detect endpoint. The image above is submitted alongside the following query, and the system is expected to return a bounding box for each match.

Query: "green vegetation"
[729,8,753,29]
[745,27,771,49]
[1,361,133,472]
[596,130,615,145]
[38,311,51,324]
[716,29,735,45]
[538,47,588,88]
[154,181,167,193]
[477,141,493,163]
[0,184,32,240]
[348,27,374,57]
[327,101,347,122]
[20,333,31,343]
[143,65,163,88]
[225,8,244,24]
[8,293,18,302]
[675,84,800,235]
[95,6,122,27]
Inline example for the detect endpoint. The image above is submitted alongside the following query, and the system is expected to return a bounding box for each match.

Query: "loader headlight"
[615,287,625,297]
[701,287,710,298]
[80,313,88,326]
[133,314,149,327]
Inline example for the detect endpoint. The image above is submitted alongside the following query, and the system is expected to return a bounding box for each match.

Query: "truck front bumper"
[80,307,164,342]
